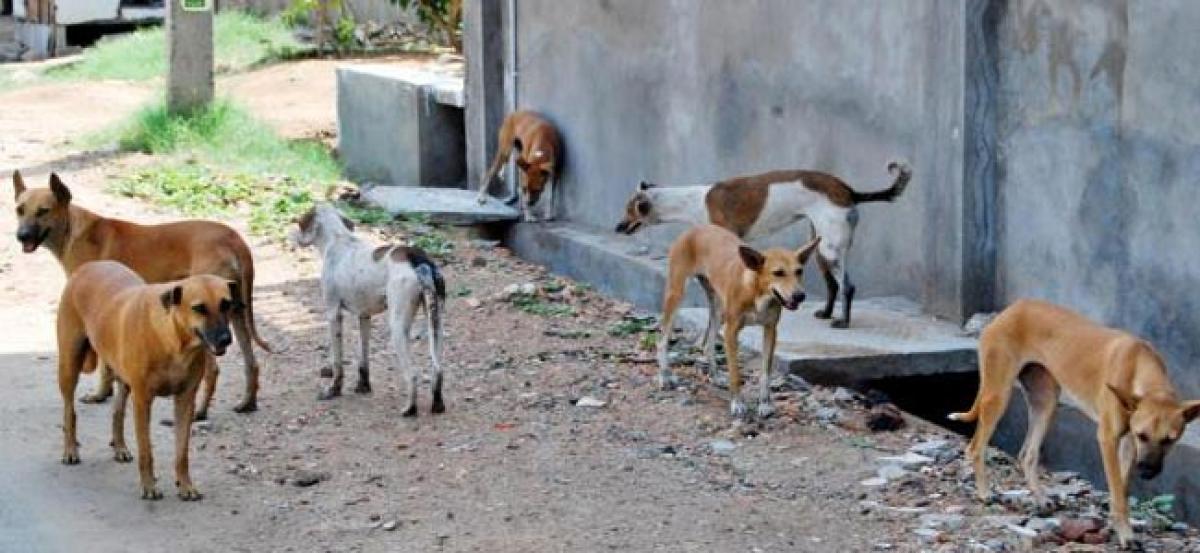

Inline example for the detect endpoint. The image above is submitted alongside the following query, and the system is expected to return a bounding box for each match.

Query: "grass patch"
[511,294,576,317]
[47,11,305,82]
[107,99,339,239]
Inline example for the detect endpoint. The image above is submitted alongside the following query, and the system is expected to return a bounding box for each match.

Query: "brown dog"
[950,299,1200,548]
[474,110,562,222]
[57,261,236,500]
[12,171,270,418]
[658,224,819,418]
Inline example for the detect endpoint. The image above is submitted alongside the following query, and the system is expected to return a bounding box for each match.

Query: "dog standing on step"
[475,110,561,223]
[658,224,819,418]
[949,299,1200,548]
[57,261,236,500]
[293,203,447,415]
[12,171,271,418]
[616,161,911,329]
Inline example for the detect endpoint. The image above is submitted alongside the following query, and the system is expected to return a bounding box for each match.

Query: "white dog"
[293,203,447,416]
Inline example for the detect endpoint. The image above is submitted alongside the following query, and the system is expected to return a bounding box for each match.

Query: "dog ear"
[1107,384,1140,412]
[49,173,72,205]
[515,158,530,171]
[738,245,765,271]
[160,285,183,310]
[796,236,822,264]
[13,171,25,200]
[1181,400,1200,423]
[339,215,354,231]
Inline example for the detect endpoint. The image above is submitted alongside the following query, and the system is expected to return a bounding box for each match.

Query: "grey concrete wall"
[506,0,968,320]
[992,0,1200,397]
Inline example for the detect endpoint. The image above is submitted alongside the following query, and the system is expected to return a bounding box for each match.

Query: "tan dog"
[950,299,1200,548]
[12,171,270,418]
[474,110,562,222]
[658,224,819,418]
[57,261,237,500]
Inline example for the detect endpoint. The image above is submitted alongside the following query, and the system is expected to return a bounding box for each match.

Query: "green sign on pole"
[181,0,211,12]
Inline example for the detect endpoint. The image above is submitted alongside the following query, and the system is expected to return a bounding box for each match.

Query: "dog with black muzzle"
[950,299,1200,548]
[657,224,819,418]
[55,260,237,501]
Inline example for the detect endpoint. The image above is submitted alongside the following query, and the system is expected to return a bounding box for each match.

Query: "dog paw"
[317,387,341,401]
[61,450,81,465]
[353,380,372,395]
[319,367,334,378]
[657,372,677,391]
[232,399,258,414]
[831,319,850,329]
[401,403,418,418]
[813,309,833,320]
[177,485,203,502]
[79,392,111,404]
[113,447,133,463]
[193,409,208,422]
[431,398,446,414]
[756,402,776,419]
[730,400,748,419]
[141,485,164,501]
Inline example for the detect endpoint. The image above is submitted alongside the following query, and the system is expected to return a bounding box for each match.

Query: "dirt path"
[4,59,1198,553]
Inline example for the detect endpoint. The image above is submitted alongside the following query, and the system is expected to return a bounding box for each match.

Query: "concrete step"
[364,186,518,225]
[506,223,977,385]
[676,297,978,385]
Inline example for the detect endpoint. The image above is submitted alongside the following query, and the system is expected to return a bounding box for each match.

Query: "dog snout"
[16,225,36,243]
[615,221,628,233]
[793,292,807,305]
[205,327,233,355]
[1137,462,1161,480]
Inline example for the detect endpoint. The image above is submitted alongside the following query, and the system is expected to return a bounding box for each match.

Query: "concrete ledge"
[677,297,978,385]
[364,186,517,225]
[337,65,465,188]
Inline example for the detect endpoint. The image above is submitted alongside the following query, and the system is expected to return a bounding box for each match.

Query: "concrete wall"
[992,0,1200,397]
[505,0,969,319]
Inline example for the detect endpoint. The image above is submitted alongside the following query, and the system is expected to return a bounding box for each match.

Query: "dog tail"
[947,403,979,423]
[235,245,274,353]
[409,248,446,369]
[851,160,912,204]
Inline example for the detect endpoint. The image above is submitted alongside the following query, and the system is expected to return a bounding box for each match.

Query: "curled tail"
[235,244,273,353]
[851,160,912,204]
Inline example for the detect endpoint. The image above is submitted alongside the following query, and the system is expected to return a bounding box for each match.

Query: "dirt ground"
[2,58,1198,553]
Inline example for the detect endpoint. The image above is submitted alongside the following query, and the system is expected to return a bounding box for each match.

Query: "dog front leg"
[133,391,162,500]
[1099,425,1134,548]
[756,324,778,419]
[723,320,746,418]
[194,356,218,421]
[318,308,344,400]
[541,176,557,222]
[173,386,202,501]
[354,315,372,394]
[80,362,114,404]
[110,380,132,463]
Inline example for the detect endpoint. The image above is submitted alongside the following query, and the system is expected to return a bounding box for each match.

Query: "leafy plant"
[394,0,462,51]
[1130,495,1177,531]
[510,293,575,317]
[609,316,658,337]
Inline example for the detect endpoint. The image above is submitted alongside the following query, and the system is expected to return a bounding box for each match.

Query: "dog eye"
[191,304,208,315]
[1137,432,1150,442]
[15,206,23,216]
[35,207,48,217]
[219,299,232,312]
[772,270,786,277]
[795,269,804,276]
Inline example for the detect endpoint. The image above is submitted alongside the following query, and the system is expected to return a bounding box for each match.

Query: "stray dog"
[616,161,911,329]
[474,110,561,222]
[57,260,236,500]
[12,171,270,418]
[949,299,1200,548]
[293,203,447,415]
[657,224,819,418]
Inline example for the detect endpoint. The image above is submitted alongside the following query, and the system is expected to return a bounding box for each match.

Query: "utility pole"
[167,0,214,114]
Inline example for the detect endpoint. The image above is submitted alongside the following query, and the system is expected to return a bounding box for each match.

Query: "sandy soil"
[2,57,1198,553]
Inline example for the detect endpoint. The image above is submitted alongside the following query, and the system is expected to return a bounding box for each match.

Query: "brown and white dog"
[658,224,820,418]
[12,171,270,418]
[950,299,1200,548]
[616,161,911,329]
[474,110,561,222]
[57,261,236,501]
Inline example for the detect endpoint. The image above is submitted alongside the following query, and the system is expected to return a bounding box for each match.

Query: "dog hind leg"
[963,347,1017,501]
[813,254,838,320]
[657,264,689,391]
[1017,363,1059,512]
[230,309,259,413]
[80,362,114,404]
[389,278,422,417]
[426,292,446,414]
[354,315,372,394]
